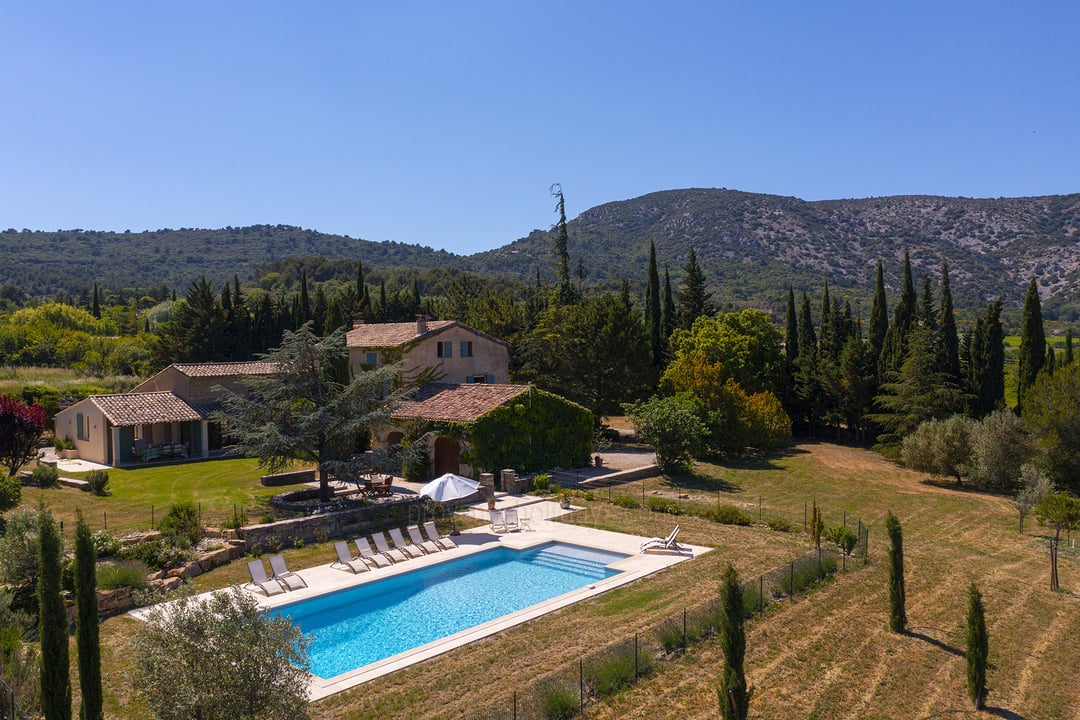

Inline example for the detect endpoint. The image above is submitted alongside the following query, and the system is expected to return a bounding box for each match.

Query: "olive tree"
[901,415,973,485]
[623,394,706,473]
[132,586,310,720]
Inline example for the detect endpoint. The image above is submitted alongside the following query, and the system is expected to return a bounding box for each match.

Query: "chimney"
[416,315,428,334]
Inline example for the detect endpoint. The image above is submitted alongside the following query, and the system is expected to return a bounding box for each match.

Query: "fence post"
[758,496,762,523]
[804,501,807,530]
[817,547,821,580]
[683,608,687,649]
[635,633,639,680]
[151,504,154,529]
[789,561,794,598]
[580,658,584,714]
[759,575,764,616]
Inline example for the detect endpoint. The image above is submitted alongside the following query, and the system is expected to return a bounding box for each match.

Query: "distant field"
[0,366,136,397]
[86,442,1078,719]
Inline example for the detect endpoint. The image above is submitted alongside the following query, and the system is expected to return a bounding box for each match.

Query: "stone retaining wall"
[261,469,317,486]
[241,499,422,553]
[564,464,661,487]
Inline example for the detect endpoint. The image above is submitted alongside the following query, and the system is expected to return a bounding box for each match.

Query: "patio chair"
[489,509,506,533]
[503,507,520,531]
[354,537,393,568]
[331,541,370,573]
[518,508,533,531]
[388,527,426,559]
[268,555,309,590]
[640,525,687,554]
[406,524,442,554]
[245,559,286,596]
[372,532,410,563]
[423,521,457,550]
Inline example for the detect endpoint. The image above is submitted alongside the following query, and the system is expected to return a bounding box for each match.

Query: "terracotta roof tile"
[171,362,280,377]
[393,383,530,423]
[89,392,205,427]
[345,320,457,348]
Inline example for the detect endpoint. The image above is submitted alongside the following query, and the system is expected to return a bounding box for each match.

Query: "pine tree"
[39,510,71,720]
[645,242,662,366]
[886,511,907,634]
[965,583,989,709]
[718,564,751,720]
[75,511,103,720]
[1017,276,1046,411]
[938,259,961,384]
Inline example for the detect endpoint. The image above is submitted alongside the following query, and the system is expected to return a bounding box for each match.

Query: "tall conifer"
[1066,328,1074,365]
[938,259,961,384]
[661,267,676,347]
[91,283,101,319]
[965,583,989,709]
[718,564,751,720]
[1017,276,1046,410]
[879,250,916,377]
[75,511,103,720]
[785,285,799,366]
[868,261,888,379]
[39,510,71,720]
[550,184,575,305]
[645,242,662,365]
[677,247,712,327]
[886,511,907,634]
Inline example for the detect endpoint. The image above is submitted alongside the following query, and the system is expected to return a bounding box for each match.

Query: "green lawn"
[23,457,311,537]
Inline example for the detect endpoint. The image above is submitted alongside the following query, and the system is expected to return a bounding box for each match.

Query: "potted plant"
[558,489,571,510]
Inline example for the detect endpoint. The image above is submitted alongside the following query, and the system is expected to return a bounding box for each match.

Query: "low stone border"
[261,469,317,486]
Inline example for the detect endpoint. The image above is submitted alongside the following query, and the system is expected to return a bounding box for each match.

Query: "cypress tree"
[75,511,103,720]
[938,259,961,384]
[299,268,311,324]
[868,261,888,372]
[785,285,799,366]
[1045,343,1056,374]
[965,583,989,709]
[91,283,101,319]
[550,184,575,306]
[645,242,662,366]
[718,564,751,720]
[39,510,71,720]
[661,267,677,348]
[885,511,906,634]
[677,246,712,328]
[797,291,817,360]
[1017,276,1046,410]
[880,250,916,377]
[818,280,835,359]
[917,275,936,330]
[1066,327,1074,365]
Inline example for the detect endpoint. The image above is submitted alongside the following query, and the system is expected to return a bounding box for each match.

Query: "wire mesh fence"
[464,538,867,720]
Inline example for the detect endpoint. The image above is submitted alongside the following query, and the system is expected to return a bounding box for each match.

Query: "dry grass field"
[90,442,1078,719]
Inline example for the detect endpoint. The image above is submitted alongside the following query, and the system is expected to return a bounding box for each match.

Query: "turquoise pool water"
[270,542,626,679]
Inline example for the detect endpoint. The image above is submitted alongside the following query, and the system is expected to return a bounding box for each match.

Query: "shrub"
[0,509,50,588]
[538,678,578,720]
[611,494,641,509]
[222,505,247,530]
[158,501,201,545]
[97,560,149,590]
[645,497,682,515]
[655,618,686,654]
[584,642,640,696]
[85,469,109,496]
[0,477,20,512]
[825,525,859,556]
[766,517,794,532]
[91,530,121,558]
[120,536,194,570]
[703,504,753,526]
[31,464,60,487]
[531,473,551,493]
[54,437,75,451]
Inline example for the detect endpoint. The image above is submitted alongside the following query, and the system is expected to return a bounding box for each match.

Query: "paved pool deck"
[131,498,705,701]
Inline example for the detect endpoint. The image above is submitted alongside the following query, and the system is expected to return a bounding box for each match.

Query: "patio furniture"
[503,507,520,532]
[423,521,457,550]
[331,541,369,573]
[372,532,409,563]
[406,524,442,554]
[354,537,392,568]
[245,559,286,596]
[489,509,506,533]
[268,555,308,590]
[518,509,533,531]
[640,525,687,554]
[389,527,426,559]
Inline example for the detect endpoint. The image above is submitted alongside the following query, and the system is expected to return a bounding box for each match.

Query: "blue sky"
[2,2,1077,255]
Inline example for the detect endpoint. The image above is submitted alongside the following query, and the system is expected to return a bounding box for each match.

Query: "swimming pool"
[270,542,627,679]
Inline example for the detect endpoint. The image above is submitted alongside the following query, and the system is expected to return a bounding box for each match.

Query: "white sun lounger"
[640,525,687,553]
[331,541,370,573]
[423,521,457,550]
[489,509,506,532]
[503,507,520,531]
[245,559,286,596]
[389,527,426,559]
[372,531,409,563]
[268,555,309,590]
[354,537,393,568]
[406,524,442,554]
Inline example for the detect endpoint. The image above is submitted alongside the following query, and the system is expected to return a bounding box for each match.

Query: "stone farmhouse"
[53,317,592,478]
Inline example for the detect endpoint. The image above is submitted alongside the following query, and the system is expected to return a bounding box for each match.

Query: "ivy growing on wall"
[470,388,593,472]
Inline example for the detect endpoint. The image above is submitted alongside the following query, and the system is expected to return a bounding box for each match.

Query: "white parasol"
[419,473,480,534]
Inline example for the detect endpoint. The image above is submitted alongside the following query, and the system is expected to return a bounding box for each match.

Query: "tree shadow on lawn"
[706,442,810,474]
[907,628,964,658]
